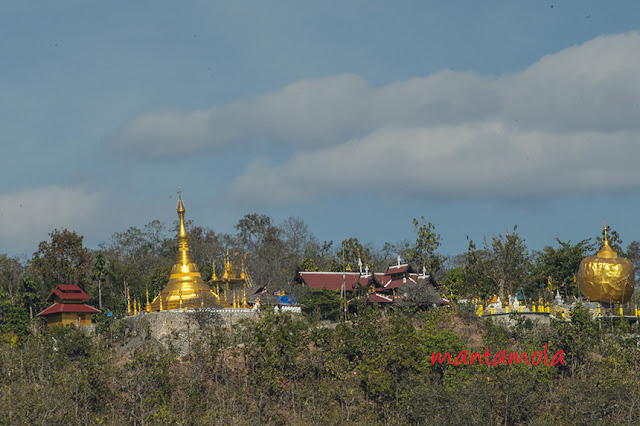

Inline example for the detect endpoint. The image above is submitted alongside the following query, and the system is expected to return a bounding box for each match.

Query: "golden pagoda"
[577,222,634,304]
[148,193,218,311]
[210,251,252,308]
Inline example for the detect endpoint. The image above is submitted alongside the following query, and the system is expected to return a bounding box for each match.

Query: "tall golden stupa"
[577,223,634,304]
[147,193,218,311]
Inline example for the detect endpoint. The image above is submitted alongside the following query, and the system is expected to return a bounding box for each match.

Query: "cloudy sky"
[2,1,640,258]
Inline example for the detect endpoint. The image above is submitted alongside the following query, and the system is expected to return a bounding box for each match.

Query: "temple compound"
[146,194,252,311]
[297,256,439,305]
[37,284,101,327]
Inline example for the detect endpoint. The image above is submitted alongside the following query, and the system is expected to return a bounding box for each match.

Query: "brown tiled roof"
[385,264,414,275]
[45,284,91,303]
[37,303,101,316]
[368,293,395,303]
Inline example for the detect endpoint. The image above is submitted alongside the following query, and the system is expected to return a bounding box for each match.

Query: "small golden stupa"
[577,223,634,304]
[209,251,252,308]
[148,192,218,311]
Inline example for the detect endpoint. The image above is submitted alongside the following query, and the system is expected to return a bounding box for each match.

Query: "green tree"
[30,229,93,294]
[532,239,595,299]
[0,290,31,338]
[462,238,494,299]
[0,254,25,298]
[625,240,640,281]
[99,221,176,312]
[442,266,465,300]
[20,276,38,319]
[464,227,532,300]
[403,217,442,273]
[301,289,342,321]
[91,253,107,310]
[334,237,373,272]
[300,257,319,272]
[234,213,290,288]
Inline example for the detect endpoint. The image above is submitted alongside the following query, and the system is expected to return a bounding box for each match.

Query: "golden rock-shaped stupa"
[577,223,634,304]
[148,194,217,311]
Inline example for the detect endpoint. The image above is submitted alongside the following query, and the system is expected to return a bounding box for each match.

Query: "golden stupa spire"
[148,189,216,311]
[598,220,617,258]
[176,188,191,269]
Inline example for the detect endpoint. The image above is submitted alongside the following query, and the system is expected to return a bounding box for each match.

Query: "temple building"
[296,256,436,305]
[209,251,253,308]
[147,194,218,311]
[37,284,101,327]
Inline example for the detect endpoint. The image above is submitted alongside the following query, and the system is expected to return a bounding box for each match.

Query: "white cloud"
[0,186,106,253]
[229,124,640,203]
[109,32,640,203]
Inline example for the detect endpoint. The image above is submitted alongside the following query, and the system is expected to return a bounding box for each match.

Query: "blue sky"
[2,1,640,258]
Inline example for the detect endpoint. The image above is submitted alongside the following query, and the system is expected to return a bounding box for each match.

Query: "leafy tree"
[0,290,31,338]
[234,213,289,288]
[20,276,38,319]
[532,239,595,299]
[402,217,442,273]
[235,213,274,252]
[463,227,532,300]
[301,289,342,320]
[625,240,640,281]
[399,280,442,310]
[442,266,465,300]
[0,254,26,298]
[462,238,494,299]
[334,237,373,272]
[30,229,93,294]
[300,257,319,272]
[91,254,107,310]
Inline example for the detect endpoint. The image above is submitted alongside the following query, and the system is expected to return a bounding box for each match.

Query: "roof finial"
[178,186,182,198]
[603,219,608,245]
[397,254,401,266]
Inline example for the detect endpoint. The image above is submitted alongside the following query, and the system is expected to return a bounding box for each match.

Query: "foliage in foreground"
[1,307,640,425]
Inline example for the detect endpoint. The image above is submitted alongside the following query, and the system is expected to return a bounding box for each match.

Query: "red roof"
[385,264,412,275]
[45,284,91,303]
[37,303,101,316]
[299,272,371,291]
[368,293,395,303]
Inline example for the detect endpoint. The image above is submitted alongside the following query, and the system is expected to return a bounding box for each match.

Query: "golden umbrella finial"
[598,220,616,258]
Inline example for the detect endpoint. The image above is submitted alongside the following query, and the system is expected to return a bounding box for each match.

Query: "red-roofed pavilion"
[37,284,100,327]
